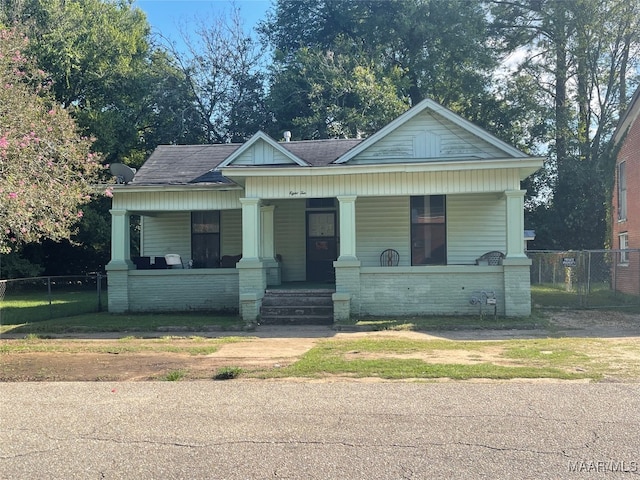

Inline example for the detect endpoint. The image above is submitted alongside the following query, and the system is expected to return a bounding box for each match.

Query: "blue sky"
[134,0,272,45]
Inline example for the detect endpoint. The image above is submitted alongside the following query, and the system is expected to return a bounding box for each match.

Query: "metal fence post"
[47,276,52,319]
[97,273,102,312]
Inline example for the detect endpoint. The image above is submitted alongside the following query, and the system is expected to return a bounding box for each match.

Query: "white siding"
[221,209,242,256]
[245,169,520,200]
[273,199,306,281]
[447,194,507,264]
[141,212,191,262]
[113,189,243,211]
[233,141,296,165]
[356,197,410,267]
[352,110,506,163]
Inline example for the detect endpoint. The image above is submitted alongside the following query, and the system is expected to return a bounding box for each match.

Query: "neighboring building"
[612,87,640,295]
[106,98,543,322]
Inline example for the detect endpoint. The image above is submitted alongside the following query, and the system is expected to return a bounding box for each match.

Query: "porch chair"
[164,254,184,269]
[475,251,504,266]
[380,248,400,266]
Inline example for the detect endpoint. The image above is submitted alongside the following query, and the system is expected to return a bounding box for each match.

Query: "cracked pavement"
[1,382,640,479]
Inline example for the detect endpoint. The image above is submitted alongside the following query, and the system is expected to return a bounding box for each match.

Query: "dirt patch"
[2,311,640,382]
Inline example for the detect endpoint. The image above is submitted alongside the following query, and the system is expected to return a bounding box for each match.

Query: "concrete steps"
[260,289,334,325]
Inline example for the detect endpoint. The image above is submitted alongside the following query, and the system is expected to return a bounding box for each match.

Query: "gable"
[220,131,309,168]
[347,109,513,164]
[231,138,300,166]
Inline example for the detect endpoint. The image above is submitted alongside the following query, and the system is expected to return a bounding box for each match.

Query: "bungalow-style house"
[106,98,543,322]
[612,86,640,295]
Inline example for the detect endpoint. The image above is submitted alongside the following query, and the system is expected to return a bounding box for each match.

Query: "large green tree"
[262,0,500,137]
[491,0,640,249]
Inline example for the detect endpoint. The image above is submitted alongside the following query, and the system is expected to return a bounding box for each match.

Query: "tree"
[169,6,268,143]
[266,46,408,139]
[262,0,500,129]
[491,0,640,249]
[0,29,101,254]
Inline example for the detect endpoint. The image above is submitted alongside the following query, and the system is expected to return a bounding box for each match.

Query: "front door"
[306,211,337,283]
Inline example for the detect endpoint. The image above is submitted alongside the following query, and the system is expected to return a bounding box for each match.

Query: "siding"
[447,194,507,264]
[141,212,191,261]
[273,199,306,281]
[356,196,410,267]
[246,169,520,200]
[353,110,506,163]
[233,140,295,165]
[221,209,242,256]
[113,189,243,211]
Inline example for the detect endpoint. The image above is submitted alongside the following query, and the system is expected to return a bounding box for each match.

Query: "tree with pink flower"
[0,29,101,254]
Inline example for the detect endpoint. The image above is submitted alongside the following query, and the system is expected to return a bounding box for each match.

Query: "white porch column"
[260,204,276,260]
[337,195,357,260]
[106,209,132,268]
[261,204,281,286]
[504,190,527,259]
[503,189,532,316]
[238,198,266,324]
[334,195,360,322]
[106,209,132,313]
[240,198,261,261]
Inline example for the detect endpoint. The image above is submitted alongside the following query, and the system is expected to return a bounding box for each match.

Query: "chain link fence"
[0,274,107,326]
[528,250,640,309]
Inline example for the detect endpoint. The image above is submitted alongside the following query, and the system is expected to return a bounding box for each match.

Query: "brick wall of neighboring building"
[612,102,640,295]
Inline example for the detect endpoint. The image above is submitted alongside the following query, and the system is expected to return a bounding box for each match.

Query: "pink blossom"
[104,188,113,198]
[77,210,84,218]
[0,137,7,148]
[8,192,17,199]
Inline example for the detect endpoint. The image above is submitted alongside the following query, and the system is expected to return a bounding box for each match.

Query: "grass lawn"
[252,337,609,381]
[0,311,244,335]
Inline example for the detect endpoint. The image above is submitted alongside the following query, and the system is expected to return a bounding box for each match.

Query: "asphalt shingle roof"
[131,139,363,186]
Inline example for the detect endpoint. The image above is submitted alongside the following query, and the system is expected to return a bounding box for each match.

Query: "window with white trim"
[619,232,629,265]
[411,195,446,265]
[618,161,627,221]
[191,211,220,268]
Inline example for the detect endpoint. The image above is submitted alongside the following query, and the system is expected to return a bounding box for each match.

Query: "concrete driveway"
[2,382,639,479]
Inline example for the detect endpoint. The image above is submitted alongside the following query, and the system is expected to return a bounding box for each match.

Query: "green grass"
[0,335,249,355]
[339,312,548,331]
[531,283,640,310]
[1,290,104,324]
[0,311,244,334]
[254,337,605,381]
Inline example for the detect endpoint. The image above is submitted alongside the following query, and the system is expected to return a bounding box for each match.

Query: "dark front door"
[306,211,337,283]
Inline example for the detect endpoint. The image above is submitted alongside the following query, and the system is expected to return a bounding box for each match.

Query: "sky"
[133,0,272,47]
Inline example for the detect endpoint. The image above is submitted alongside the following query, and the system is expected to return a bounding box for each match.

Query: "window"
[619,232,629,265]
[618,161,627,221]
[191,211,220,268]
[411,196,446,265]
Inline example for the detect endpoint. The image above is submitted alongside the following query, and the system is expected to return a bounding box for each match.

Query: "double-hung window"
[618,161,627,221]
[411,196,446,265]
[191,211,220,268]
[619,232,629,265]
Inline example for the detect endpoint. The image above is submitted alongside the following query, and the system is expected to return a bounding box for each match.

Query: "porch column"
[261,204,281,286]
[260,204,275,260]
[106,209,133,269]
[503,190,532,316]
[105,209,133,313]
[240,198,261,261]
[337,195,357,260]
[334,195,360,322]
[238,198,266,324]
[504,190,527,259]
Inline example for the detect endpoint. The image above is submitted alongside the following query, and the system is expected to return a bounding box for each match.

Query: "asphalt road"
[1,382,639,479]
